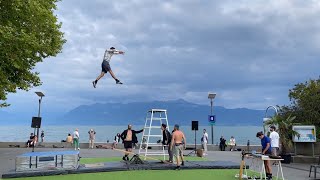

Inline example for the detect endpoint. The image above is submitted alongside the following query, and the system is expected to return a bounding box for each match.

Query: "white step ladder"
[139,109,169,160]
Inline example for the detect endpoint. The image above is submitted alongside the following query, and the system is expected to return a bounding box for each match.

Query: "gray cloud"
[4,0,320,114]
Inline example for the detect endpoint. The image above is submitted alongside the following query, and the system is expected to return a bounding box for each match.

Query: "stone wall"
[0,142,261,151]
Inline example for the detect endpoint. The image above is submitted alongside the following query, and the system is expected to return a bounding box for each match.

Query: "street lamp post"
[263,105,278,134]
[35,92,45,141]
[208,92,216,145]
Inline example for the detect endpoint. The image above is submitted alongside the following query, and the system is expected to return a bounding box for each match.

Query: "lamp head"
[208,92,216,99]
[35,92,45,97]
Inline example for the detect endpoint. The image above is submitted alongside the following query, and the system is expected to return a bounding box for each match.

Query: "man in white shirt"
[201,129,208,155]
[73,129,80,150]
[92,47,125,88]
[229,136,236,151]
[269,125,280,156]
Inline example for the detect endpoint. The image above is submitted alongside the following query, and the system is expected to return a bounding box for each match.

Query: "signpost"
[208,115,216,145]
[292,125,316,156]
[208,92,216,144]
[209,115,216,125]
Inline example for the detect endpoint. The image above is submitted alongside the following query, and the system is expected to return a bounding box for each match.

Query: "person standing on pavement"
[269,125,280,156]
[40,130,45,142]
[88,129,96,149]
[229,136,236,151]
[257,131,272,180]
[73,129,80,150]
[170,124,186,170]
[201,129,209,155]
[120,125,144,161]
[161,124,173,163]
[219,136,226,151]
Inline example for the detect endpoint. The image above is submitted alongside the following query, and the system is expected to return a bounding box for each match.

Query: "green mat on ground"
[10,169,280,180]
[9,157,282,180]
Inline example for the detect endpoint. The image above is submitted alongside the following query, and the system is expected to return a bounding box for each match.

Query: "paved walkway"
[0,148,318,180]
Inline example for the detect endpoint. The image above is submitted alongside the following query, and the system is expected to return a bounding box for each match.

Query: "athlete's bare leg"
[92,72,105,88]
[109,70,118,80]
[109,70,123,84]
[96,72,105,81]
[123,148,131,161]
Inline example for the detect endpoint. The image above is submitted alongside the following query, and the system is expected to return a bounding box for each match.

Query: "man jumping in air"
[92,47,125,88]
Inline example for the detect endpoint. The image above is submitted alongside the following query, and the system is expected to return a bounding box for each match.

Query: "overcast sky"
[4,0,320,114]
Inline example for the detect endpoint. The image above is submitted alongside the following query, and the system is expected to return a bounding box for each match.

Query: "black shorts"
[102,61,111,73]
[124,141,132,149]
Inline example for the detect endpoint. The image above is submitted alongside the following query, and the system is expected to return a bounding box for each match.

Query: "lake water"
[0,125,263,145]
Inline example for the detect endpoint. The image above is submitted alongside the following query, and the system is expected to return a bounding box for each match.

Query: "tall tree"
[281,77,320,138]
[0,0,65,107]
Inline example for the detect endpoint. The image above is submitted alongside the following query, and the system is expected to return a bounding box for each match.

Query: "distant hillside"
[57,99,264,126]
[0,99,265,126]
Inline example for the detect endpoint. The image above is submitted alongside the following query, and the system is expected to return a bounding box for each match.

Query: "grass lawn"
[11,169,266,180]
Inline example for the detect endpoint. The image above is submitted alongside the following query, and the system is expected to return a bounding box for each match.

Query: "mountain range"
[0,99,265,126]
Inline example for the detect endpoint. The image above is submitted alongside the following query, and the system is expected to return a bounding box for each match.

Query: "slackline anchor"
[129,154,144,164]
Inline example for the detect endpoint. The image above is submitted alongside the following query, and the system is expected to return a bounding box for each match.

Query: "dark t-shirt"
[162,129,171,145]
[261,135,272,154]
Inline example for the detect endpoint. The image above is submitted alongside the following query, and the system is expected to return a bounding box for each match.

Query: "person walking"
[120,125,143,161]
[170,124,186,170]
[256,131,272,180]
[88,129,96,149]
[161,124,173,163]
[92,47,125,87]
[73,129,80,150]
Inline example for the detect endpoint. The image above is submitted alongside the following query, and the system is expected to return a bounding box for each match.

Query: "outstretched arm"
[108,49,125,55]
[135,129,144,134]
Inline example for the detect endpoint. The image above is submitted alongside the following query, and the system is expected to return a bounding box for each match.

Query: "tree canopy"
[0,0,65,107]
[280,76,320,138]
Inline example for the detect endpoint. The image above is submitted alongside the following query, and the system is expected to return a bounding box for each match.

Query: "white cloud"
[4,0,320,114]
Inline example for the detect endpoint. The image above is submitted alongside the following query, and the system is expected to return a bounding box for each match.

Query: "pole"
[210,99,214,144]
[38,96,42,117]
[33,96,42,152]
[37,97,42,140]
[194,129,196,155]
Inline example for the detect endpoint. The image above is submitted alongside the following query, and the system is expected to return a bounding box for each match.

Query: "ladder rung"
[143,135,162,137]
[143,144,164,147]
[146,118,167,120]
[144,126,161,128]
[143,144,168,147]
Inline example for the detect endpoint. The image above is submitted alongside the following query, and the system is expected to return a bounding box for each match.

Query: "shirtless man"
[120,125,143,161]
[170,124,186,170]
